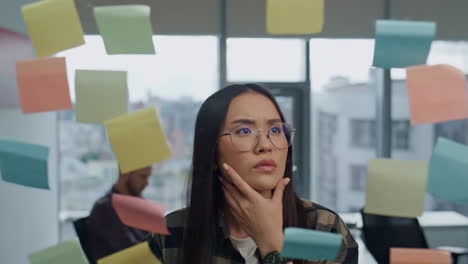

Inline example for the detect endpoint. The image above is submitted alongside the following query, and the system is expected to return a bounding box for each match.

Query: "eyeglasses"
[219,122,295,152]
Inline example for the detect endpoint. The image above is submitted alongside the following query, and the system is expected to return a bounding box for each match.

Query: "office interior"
[2,0,468,263]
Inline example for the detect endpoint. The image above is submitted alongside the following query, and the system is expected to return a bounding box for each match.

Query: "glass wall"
[310,39,468,215]
[58,35,218,240]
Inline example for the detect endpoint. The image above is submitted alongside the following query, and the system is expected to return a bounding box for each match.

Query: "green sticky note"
[373,20,436,69]
[364,159,428,218]
[281,227,342,261]
[75,70,128,124]
[94,5,155,54]
[28,239,88,264]
[428,138,468,204]
[0,138,49,189]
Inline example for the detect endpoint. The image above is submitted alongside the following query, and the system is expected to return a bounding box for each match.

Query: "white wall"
[0,110,59,262]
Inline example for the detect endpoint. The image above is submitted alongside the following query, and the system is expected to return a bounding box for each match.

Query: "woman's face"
[217,92,289,193]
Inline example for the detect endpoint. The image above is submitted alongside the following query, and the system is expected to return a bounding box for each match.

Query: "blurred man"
[85,166,153,264]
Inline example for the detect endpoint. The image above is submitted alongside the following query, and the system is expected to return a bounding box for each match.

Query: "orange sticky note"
[16,57,72,114]
[390,248,451,264]
[112,194,170,235]
[406,64,468,125]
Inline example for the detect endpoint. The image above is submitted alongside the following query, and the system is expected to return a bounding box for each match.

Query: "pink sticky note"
[112,194,170,235]
[406,64,468,125]
[390,248,451,264]
[16,57,72,114]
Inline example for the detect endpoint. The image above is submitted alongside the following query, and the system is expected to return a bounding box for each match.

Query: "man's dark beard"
[126,181,142,197]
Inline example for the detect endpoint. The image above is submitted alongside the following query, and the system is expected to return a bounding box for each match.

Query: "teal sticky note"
[373,20,436,69]
[428,138,468,204]
[281,227,342,261]
[28,239,88,264]
[94,5,155,54]
[0,138,49,189]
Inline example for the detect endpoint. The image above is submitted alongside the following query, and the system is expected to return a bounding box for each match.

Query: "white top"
[229,235,259,264]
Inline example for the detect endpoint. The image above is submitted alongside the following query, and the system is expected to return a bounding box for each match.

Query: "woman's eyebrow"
[231,119,255,125]
[230,118,282,125]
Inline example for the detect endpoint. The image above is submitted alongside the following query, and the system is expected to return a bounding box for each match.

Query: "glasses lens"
[230,125,258,151]
[269,123,294,149]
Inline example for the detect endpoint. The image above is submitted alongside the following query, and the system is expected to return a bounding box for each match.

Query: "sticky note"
[373,20,436,68]
[16,57,72,114]
[390,248,451,264]
[364,159,428,218]
[75,70,128,123]
[281,227,342,261]
[104,108,171,173]
[406,64,468,125]
[0,138,49,189]
[97,241,161,264]
[266,0,324,35]
[28,239,88,264]
[21,0,85,57]
[112,194,169,234]
[94,5,155,54]
[428,138,468,204]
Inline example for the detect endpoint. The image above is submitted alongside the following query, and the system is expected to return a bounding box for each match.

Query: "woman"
[148,84,358,264]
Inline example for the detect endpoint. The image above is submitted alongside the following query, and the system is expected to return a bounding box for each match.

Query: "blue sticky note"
[373,20,436,69]
[428,138,468,204]
[281,227,342,261]
[0,138,49,189]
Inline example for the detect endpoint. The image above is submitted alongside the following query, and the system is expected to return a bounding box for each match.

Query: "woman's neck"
[223,189,273,239]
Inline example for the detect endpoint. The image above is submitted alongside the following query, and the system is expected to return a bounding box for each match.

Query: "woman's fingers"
[222,163,258,200]
[220,177,243,199]
[272,178,290,203]
[223,184,242,213]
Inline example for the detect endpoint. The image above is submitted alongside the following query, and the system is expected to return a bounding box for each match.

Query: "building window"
[350,119,376,149]
[350,119,411,150]
[350,164,367,191]
[393,120,411,150]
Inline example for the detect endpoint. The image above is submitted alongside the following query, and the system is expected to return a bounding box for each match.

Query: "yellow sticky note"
[266,0,324,35]
[97,241,161,264]
[105,108,172,173]
[364,159,428,218]
[22,0,85,57]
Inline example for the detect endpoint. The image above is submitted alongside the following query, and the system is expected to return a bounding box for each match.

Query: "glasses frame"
[219,122,296,152]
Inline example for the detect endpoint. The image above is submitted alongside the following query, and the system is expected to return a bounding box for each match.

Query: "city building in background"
[313,68,468,215]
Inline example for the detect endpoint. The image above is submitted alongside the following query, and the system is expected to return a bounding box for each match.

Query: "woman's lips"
[254,165,276,172]
[254,159,277,172]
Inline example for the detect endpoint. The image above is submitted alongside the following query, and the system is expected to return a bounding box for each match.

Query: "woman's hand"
[220,163,290,258]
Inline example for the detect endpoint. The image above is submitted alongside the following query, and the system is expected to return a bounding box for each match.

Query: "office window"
[310,39,376,212]
[227,38,306,82]
[391,41,468,216]
[316,111,339,208]
[350,164,367,192]
[57,35,218,240]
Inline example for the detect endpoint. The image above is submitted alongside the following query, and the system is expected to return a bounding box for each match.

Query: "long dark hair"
[181,84,308,264]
